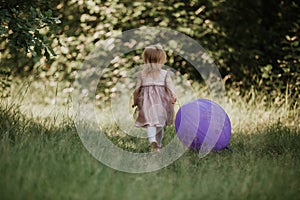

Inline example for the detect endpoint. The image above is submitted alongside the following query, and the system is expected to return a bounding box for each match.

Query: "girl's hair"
[142,44,166,78]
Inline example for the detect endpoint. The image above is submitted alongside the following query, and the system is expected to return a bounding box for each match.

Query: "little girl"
[132,44,177,152]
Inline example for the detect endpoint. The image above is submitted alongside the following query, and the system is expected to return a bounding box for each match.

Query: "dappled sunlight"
[5,76,298,137]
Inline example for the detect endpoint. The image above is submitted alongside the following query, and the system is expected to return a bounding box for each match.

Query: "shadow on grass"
[231,124,300,157]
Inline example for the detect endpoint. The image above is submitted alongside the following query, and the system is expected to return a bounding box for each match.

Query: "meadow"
[0,79,299,200]
[1,1,299,199]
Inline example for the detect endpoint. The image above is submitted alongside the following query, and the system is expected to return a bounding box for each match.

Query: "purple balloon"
[175,99,231,151]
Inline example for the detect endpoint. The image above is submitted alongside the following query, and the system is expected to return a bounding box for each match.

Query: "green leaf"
[45,10,53,17]
[292,41,299,47]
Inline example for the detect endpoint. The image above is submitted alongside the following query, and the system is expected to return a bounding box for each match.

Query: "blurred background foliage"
[0,0,299,103]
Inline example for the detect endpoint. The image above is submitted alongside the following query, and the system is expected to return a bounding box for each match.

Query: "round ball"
[175,99,231,151]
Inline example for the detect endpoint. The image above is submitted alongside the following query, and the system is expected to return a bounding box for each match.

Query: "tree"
[1,0,299,101]
[0,0,60,96]
[0,0,60,59]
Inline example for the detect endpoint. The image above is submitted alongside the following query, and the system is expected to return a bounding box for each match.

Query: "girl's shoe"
[150,141,159,152]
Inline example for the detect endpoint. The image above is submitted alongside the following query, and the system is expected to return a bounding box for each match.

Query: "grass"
[0,79,300,200]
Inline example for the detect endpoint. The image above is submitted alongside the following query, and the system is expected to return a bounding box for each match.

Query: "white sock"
[156,127,164,147]
[147,126,156,143]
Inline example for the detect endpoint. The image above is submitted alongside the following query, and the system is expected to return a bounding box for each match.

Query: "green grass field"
[0,80,299,200]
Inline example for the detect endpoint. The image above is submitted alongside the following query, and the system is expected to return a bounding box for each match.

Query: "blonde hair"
[142,44,166,78]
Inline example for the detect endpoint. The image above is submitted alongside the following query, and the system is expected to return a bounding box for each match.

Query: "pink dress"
[134,69,176,128]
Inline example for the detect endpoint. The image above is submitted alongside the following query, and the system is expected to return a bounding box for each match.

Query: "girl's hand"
[172,97,177,104]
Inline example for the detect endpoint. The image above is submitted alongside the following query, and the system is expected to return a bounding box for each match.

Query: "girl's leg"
[156,127,164,148]
[147,126,157,143]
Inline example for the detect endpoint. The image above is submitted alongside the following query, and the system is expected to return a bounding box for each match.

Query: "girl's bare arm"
[165,72,177,104]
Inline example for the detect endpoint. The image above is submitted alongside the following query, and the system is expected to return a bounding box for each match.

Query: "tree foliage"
[0,0,60,96]
[0,0,60,58]
[1,0,299,100]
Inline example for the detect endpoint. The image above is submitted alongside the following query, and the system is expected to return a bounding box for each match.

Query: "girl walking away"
[132,44,177,152]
